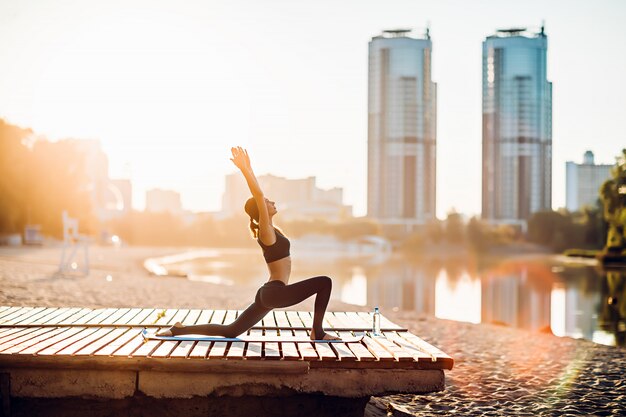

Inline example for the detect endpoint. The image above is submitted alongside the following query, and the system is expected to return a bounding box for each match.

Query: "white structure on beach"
[566,151,612,212]
[221,173,352,221]
[367,29,437,230]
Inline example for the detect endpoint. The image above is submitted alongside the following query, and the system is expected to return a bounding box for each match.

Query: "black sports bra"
[257,229,290,263]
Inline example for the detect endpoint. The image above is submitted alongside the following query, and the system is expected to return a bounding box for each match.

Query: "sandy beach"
[1,245,625,416]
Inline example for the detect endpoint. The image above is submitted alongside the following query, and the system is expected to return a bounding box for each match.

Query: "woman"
[157,147,340,341]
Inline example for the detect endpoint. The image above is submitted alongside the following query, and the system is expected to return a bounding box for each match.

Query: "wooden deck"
[0,305,453,404]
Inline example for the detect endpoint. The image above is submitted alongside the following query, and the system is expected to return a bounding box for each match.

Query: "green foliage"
[599,149,626,252]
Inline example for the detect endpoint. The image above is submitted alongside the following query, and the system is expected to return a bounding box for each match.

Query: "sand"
[1,245,625,416]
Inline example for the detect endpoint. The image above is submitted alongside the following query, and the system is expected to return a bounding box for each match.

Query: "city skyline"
[0,0,625,217]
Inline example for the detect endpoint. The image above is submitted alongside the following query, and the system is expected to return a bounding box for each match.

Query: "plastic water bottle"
[372,307,381,336]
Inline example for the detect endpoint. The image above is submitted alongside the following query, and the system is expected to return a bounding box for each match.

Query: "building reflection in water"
[181,250,626,346]
[364,257,438,316]
[481,264,551,331]
[354,255,624,347]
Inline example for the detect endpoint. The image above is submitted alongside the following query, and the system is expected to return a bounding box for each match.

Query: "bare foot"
[310,330,342,341]
[156,322,184,336]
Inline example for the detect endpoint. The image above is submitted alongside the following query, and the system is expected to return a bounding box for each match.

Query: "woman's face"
[265,198,277,216]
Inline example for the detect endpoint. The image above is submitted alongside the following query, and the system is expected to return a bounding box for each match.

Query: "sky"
[0,0,625,218]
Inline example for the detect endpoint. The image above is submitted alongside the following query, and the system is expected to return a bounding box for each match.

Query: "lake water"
[170,249,626,347]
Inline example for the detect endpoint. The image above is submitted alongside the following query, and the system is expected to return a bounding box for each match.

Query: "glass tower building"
[368,29,437,227]
[482,28,552,223]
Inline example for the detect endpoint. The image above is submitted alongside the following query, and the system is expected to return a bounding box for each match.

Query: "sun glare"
[435,269,481,324]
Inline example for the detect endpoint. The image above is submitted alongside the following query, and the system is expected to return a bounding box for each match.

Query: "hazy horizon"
[1,0,625,217]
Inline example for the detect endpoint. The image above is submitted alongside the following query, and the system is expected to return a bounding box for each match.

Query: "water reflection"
[175,250,626,347]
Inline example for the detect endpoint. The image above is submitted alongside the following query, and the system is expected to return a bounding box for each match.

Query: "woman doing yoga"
[157,146,340,341]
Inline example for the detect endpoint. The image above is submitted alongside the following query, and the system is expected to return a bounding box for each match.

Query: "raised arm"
[230,146,276,245]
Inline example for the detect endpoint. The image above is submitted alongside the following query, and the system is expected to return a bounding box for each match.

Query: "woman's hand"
[230,146,252,172]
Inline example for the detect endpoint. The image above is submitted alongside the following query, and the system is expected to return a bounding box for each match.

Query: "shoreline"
[1,245,625,415]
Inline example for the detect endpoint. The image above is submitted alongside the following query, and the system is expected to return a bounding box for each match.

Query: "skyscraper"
[367,29,437,229]
[482,27,552,223]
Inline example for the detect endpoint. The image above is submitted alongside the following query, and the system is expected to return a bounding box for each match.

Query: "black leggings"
[171,276,333,338]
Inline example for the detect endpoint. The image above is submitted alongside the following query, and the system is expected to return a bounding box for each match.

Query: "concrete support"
[8,369,136,399]
[138,369,444,398]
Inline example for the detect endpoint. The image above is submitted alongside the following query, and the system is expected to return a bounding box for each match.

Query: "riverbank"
[1,245,625,416]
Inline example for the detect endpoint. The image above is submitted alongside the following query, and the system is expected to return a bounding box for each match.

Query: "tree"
[599,149,626,254]
[0,119,95,237]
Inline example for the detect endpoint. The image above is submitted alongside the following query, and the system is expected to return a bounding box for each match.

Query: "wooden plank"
[312,340,337,361]
[356,311,404,330]
[344,311,372,329]
[150,338,179,358]
[297,311,313,329]
[167,309,189,325]
[182,309,202,325]
[53,308,92,325]
[0,327,41,343]
[245,329,263,359]
[360,335,396,362]
[170,340,196,358]
[1,326,69,354]
[326,331,356,362]
[286,311,304,328]
[385,332,432,363]
[0,306,11,316]
[293,330,318,360]
[131,340,160,357]
[330,312,353,329]
[99,308,131,325]
[396,332,454,369]
[30,307,73,325]
[281,341,300,360]
[226,341,245,359]
[74,327,129,355]
[70,309,108,325]
[210,310,226,325]
[83,308,118,324]
[95,328,143,356]
[188,341,211,359]
[0,307,32,322]
[337,331,375,361]
[110,308,142,325]
[19,327,86,355]
[36,328,99,356]
[127,308,155,325]
[56,327,115,355]
[264,312,277,328]
[0,307,43,325]
[207,341,228,359]
[13,307,60,325]
[195,309,213,325]
[369,335,414,362]
[264,342,281,359]
[298,313,337,360]
[151,309,178,326]
[112,330,147,357]
[322,312,340,330]
[0,327,60,353]
[274,311,291,329]
[223,310,237,326]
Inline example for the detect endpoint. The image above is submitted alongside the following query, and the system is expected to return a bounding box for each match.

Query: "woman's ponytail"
[249,217,259,238]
